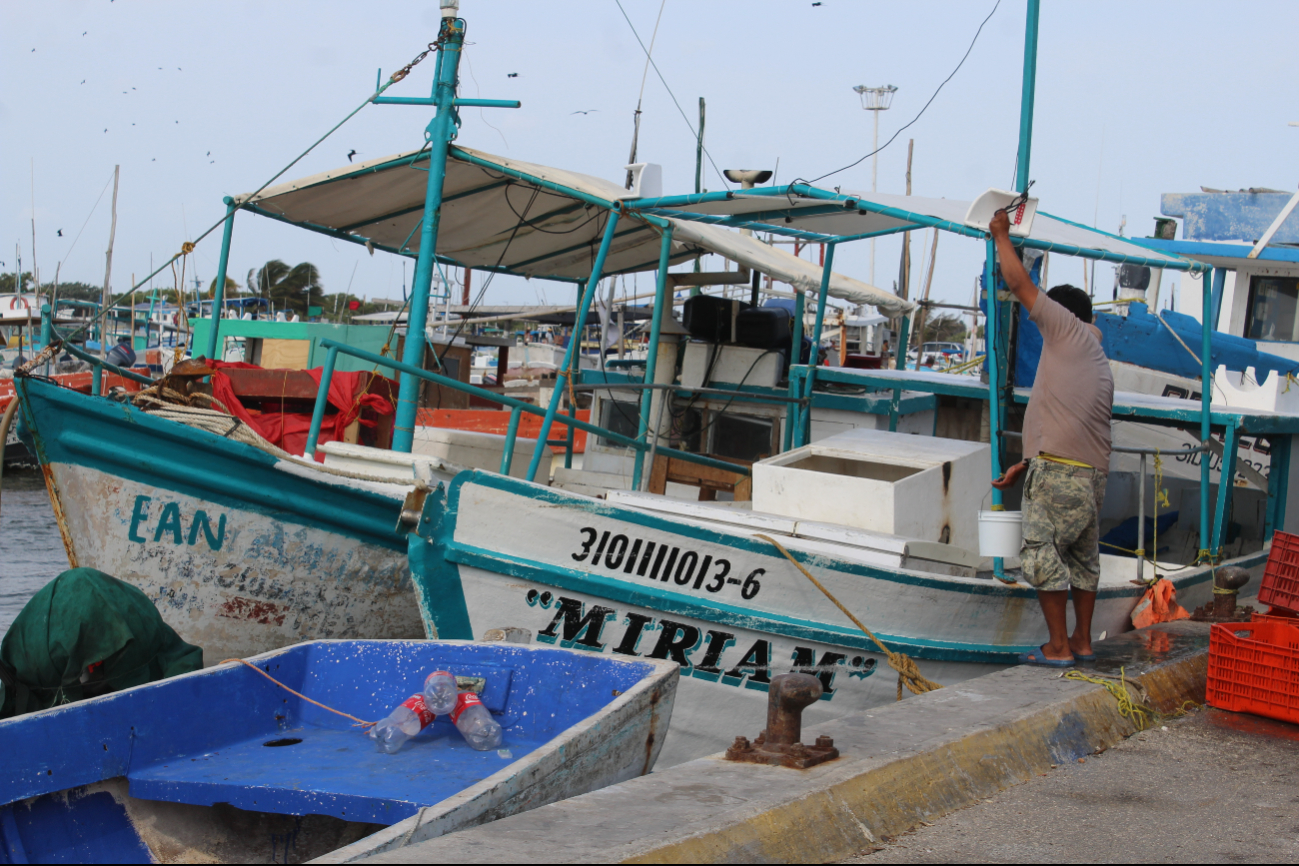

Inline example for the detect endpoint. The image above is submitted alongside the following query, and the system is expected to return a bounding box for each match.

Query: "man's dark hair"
[1047,284,1093,324]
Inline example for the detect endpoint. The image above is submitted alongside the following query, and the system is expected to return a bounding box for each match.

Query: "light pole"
[853,84,897,287]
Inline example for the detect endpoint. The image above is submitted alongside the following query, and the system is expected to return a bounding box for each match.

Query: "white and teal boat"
[14,3,1299,767]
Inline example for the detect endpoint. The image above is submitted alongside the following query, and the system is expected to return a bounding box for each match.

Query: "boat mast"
[391,7,468,453]
[101,165,120,362]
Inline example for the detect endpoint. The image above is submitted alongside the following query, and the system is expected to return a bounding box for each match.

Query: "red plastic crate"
[1206,621,1299,725]
[1252,607,1299,627]
[1259,530,1299,614]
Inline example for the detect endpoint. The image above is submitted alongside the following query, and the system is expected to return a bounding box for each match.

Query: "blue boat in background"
[0,640,677,864]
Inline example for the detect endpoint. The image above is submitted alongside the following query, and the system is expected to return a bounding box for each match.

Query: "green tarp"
[0,568,203,718]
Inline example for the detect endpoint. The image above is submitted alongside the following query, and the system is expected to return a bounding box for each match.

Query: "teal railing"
[304,338,753,480]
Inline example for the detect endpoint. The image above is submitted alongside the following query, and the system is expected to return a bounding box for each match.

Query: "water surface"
[0,470,68,635]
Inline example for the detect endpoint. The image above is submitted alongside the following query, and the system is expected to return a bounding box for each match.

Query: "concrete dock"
[846,708,1299,863]
[354,616,1285,864]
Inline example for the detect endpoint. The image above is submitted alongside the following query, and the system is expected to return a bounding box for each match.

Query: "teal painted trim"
[1015,0,1039,195]
[450,540,1027,663]
[205,199,237,361]
[15,377,406,550]
[1210,268,1227,326]
[409,485,472,640]
[316,338,751,476]
[527,211,621,482]
[56,341,153,385]
[454,98,521,109]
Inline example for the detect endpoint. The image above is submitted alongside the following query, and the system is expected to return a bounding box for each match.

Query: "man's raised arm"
[989,210,1039,311]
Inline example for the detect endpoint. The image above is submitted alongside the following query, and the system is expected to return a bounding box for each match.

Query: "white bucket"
[978,510,1023,558]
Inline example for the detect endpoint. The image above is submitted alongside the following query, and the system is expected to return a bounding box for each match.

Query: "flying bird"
[571,110,598,115]
[206,151,210,156]
[507,73,518,78]
[81,80,85,84]
[151,158,156,161]
[82,31,87,35]
[56,229,63,237]
[104,128,108,133]
[347,149,358,162]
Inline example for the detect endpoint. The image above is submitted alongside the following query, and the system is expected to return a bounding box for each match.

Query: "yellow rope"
[1063,666,1198,733]
[753,533,943,701]
[220,658,376,729]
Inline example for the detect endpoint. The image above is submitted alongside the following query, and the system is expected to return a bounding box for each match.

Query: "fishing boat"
[14,1,1299,771]
[0,639,677,863]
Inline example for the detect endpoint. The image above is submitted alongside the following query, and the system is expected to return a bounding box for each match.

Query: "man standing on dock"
[989,210,1114,667]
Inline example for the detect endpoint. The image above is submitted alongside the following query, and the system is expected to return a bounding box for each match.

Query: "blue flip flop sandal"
[1018,646,1075,667]
[1073,652,1097,662]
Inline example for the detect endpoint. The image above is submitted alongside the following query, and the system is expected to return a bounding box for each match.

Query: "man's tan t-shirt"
[1022,293,1114,470]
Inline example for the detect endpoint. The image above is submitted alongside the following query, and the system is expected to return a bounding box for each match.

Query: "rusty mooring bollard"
[1191,566,1254,622]
[725,673,840,769]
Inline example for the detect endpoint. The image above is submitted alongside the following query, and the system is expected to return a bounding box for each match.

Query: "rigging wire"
[612,0,731,190]
[808,0,1001,184]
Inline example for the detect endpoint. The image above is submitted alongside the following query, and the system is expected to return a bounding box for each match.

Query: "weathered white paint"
[753,429,989,550]
[412,426,552,481]
[47,462,424,662]
[441,476,1220,767]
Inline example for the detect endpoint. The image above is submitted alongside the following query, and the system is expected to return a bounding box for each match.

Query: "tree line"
[3,260,402,321]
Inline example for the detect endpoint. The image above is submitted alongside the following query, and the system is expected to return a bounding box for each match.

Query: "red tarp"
[208,362,393,461]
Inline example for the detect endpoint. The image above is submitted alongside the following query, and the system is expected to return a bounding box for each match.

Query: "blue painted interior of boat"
[0,790,152,864]
[0,641,657,831]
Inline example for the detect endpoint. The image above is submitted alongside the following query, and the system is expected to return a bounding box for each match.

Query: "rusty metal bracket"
[725,672,840,769]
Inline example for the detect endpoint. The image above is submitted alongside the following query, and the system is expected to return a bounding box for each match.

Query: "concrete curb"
[356,620,1213,864]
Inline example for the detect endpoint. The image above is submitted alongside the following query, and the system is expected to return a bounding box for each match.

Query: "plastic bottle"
[422,670,459,716]
[369,694,435,754]
[450,691,503,751]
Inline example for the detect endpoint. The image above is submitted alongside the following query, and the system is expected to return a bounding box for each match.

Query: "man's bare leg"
[1036,590,1074,661]
[1069,589,1097,657]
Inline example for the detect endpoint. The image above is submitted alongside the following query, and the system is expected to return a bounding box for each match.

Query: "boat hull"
[0,639,678,863]
[409,470,1239,767]
[13,377,425,661]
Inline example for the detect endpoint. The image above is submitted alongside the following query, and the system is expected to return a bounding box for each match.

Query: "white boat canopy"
[644,189,1194,271]
[235,146,914,316]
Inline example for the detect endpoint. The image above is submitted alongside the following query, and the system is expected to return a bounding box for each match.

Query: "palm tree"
[246,260,323,315]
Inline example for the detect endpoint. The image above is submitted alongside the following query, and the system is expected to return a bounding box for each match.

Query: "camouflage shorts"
[1020,458,1108,593]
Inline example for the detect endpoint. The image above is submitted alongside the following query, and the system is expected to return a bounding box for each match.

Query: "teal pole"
[1200,267,1213,558]
[1015,0,1040,194]
[985,237,1009,581]
[205,197,237,361]
[785,289,806,451]
[145,291,157,349]
[800,243,837,446]
[304,345,340,458]
[526,210,621,482]
[39,304,51,351]
[392,16,467,453]
[500,406,522,475]
[631,225,674,490]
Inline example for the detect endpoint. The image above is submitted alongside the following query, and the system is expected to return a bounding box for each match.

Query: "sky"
[3,0,1298,316]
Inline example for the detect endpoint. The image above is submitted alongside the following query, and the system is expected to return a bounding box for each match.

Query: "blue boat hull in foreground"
[0,640,677,864]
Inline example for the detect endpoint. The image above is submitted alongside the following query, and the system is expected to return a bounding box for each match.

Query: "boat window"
[1245,276,1299,342]
[598,398,641,447]
[709,413,775,462]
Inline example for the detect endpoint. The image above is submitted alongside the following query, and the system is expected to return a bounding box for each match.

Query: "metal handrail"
[49,338,154,387]
[573,380,809,406]
[305,338,752,479]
